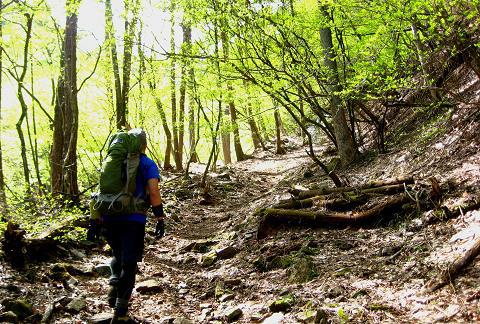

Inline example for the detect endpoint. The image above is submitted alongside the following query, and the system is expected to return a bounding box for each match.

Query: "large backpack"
[91,130,149,216]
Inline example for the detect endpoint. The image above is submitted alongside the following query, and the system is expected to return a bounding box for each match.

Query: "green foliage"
[0,0,478,215]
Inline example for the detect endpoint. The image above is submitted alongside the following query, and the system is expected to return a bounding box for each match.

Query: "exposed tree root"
[273,193,368,210]
[257,194,409,239]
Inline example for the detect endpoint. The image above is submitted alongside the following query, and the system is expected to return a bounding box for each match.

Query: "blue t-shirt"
[103,154,160,224]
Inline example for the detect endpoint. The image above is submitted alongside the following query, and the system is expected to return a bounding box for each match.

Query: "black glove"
[155,219,165,238]
[86,219,101,241]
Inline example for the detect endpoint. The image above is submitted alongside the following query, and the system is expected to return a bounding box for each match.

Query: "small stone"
[89,312,113,324]
[269,294,295,313]
[224,278,242,287]
[70,248,86,259]
[200,303,212,309]
[287,257,316,283]
[216,246,239,260]
[94,264,111,277]
[225,307,242,322]
[1,299,33,320]
[296,309,328,323]
[201,251,218,267]
[314,309,328,324]
[67,277,79,286]
[198,308,212,321]
[262,313,284,323]
[219,294,235,302]
[66,296,86,313]
[172,318,194,324]
[250,313,266,322]
[136,279,163,294]
[0,311,18,323]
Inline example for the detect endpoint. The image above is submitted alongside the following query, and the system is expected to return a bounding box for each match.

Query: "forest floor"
[1,88,480,323]
[1,120,480,323]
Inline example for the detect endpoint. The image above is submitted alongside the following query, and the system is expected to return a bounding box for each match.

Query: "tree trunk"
[62,4,79,201]
[26,62,43,190]
[178,21,192,167]
[51,1,79,202]
[170,0,182,171]
[105,0,123,129]
[137,21,145,125]
[120,0,139,128]
[274,109,286,154]
[222,30,246,161]
[153,96,173,171]
[188,65,199,162]
[244,82,264,150]
[0,0,6,205]
[16,13,33,195]
[319,5,356,165]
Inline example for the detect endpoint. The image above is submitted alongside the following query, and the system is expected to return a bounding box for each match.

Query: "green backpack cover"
[91,130,149,216]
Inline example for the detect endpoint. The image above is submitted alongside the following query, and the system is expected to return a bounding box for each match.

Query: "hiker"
[88,128,165,323]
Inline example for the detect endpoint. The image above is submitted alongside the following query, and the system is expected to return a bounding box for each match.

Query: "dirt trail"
[125,147,315,322]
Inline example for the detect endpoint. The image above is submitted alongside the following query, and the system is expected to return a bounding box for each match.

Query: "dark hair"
[129,128,147,147]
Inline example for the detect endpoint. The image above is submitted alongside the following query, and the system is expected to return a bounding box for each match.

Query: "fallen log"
[273,193,368,210]
[257,194,409,239]
[426,236,480,293]
[292,182,412,200]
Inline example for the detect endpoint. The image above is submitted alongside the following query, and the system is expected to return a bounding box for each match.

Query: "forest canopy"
[0,0,478,214]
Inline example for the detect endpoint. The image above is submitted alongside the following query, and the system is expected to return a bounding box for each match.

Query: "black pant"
[103,221,145,310]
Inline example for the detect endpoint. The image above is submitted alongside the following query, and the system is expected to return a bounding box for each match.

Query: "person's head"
[129,128,147,152]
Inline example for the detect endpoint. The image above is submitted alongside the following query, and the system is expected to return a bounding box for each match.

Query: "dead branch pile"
[256,176,427,239]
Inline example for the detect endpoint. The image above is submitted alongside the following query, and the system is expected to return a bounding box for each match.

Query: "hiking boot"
[110,313,131,324]
[107,286,117,308]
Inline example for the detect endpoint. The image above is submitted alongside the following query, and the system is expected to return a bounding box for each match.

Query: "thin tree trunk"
[215,28,230,165]
[229,100,246,161]
[62,1,79,201]
[243,82,263,150]
[27,61,42,190]
[0,0,6,205]
[319,4,356,165]
[178,21,191,167]
[222,30,245,161]
[188,65,199,162]
[170,0,182,171]
[121,0,139,128]
[105,0,123,129]
[274,109,286,154]
[411,21,439,100]
[153,95,173,171]
[16,13,33,195]
[137,21,145,125]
